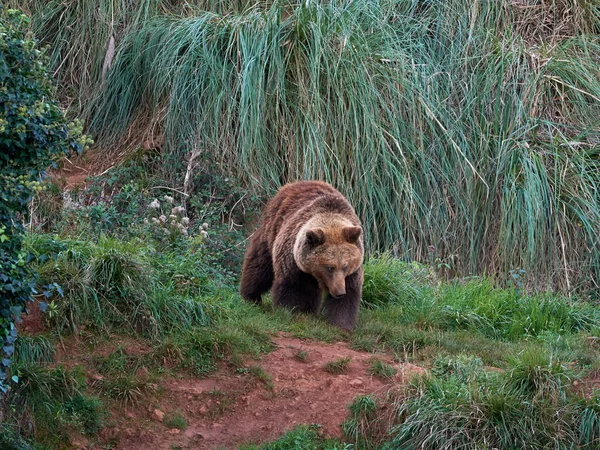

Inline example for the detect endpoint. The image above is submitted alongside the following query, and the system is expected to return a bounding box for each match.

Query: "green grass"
[323,357,351,375]
[240,424,349,450]
[13,335,55,365]
[368,359,397,380]
[342,395,380,449]
[0,422,35,450]
[294,350,309,363]
[4,364,106,445]
[248,365,274,391]
[164,411,188,430]
[14,0,598,294]
[93,373,157,405]
[382,353,600,450]
[362,255,433,309]
[506,347,575,402]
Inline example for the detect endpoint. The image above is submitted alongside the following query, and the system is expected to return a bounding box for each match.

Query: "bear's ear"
[306,228,325,247]
[343,226,362,243]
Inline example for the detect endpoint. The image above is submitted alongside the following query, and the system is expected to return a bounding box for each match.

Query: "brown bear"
[240,181,364,330]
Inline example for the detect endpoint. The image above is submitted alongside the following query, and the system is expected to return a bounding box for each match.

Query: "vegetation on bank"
[10,0,600,294]
[2,1,600,449]
[0,6,90,394]
[1,162,598,447]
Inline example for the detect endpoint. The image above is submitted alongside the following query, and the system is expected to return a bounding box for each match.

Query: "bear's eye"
[326,266,335,273]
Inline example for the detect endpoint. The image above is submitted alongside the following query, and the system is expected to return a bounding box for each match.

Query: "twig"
[149,186,189,197]
[183,149,202,208]
[228,193,247,231]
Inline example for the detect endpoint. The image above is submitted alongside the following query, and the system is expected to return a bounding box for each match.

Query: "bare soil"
[52,332,426,450]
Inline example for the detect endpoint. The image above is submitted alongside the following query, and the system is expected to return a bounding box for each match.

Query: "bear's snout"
[330,288,346,298]
[329,275,346,297]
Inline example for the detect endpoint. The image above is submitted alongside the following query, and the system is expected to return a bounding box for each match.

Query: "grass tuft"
[368,359,397,380]
[13,335,55,365]
[323,357,351,375]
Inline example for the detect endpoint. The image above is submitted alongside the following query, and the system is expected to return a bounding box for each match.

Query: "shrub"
[0,6,90,393]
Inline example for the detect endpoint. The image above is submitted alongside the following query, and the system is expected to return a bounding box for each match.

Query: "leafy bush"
[0,6,90,393]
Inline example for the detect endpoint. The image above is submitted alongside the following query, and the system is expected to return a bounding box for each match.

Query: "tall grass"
[15,0,600,293]
[8,0,260,110]
[381,353,600,450]
[27,234,210,337]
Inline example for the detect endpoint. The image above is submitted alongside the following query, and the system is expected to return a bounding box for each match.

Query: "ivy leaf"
[9,305,22,318]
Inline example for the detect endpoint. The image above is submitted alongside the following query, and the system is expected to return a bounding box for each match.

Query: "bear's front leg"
[322,269,363,331]
[240,232,274,304]
[272,269,322,314]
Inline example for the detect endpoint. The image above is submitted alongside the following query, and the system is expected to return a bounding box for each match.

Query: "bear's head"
[295,225,363,297]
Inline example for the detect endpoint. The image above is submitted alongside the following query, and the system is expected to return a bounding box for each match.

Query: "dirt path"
[102,334,425,450]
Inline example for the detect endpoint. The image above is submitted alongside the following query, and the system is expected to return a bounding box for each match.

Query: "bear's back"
[261,181,359,247]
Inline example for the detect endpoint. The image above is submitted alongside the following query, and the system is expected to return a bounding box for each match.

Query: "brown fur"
[240,181,364,330]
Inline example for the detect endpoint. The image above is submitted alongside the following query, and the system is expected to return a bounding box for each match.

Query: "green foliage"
[342,395,380,449]
[164,411,188,430]
[382,353,598,450]
[247,365,274,390]
[4,363,105,444]
[358,267,600,343]
[323,357,351,375]
[153,313,275,376]
[435,280,600,340]
[507,347,574,402]
[368,359,397,380]
[13,334,55,365]
[35,0,597,295]
[362,254,434,309]
[0,6,90,393]
[0,422,35,450]
[26,234,212,337]
[240,424,350,450]
[94,373,156,405]
[294,350,309,363]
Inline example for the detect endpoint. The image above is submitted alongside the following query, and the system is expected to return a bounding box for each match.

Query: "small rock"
[152,408,165,422]
[168,428,181,434]
[349,378,364,387]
